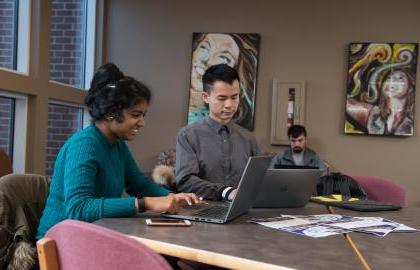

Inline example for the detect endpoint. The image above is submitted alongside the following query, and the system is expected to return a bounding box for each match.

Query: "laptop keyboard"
[194,205,229,219]
[181,204,204,210]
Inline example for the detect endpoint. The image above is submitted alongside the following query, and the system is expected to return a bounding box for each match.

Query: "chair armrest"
[37,237,59,270]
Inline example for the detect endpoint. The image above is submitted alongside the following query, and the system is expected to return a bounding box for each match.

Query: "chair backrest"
[0,173,50,237]
[37,220,172,270]
[352,176,406,206]
[0,149,12,177]
[0,173,50,270]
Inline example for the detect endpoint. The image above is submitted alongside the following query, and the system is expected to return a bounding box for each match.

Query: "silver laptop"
[164,156,272,223]
[253,168,322,208]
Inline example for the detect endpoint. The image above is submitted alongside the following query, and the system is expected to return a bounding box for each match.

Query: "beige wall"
[104,0,420,206]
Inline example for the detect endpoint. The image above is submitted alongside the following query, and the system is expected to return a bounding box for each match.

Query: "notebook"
[164,156,272,223]
[253,168,322,208]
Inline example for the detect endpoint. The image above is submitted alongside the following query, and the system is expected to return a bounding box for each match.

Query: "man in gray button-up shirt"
[176,64,260,201]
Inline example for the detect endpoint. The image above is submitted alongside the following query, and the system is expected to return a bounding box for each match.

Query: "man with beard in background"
[270,125,327,176]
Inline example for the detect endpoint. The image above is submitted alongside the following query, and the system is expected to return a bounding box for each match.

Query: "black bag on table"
[316,172,367,199]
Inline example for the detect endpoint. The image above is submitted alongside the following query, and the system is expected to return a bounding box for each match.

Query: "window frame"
[0,0,104,174]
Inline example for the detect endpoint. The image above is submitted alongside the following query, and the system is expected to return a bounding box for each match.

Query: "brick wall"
[47,0,86,176]
[0,0,16,70]
[46,103,83,176]
[49,0,86,87]
[0,96,13,157]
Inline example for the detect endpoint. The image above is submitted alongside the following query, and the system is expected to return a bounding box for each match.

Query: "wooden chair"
[37,220,171,270]
[0,149,12,177]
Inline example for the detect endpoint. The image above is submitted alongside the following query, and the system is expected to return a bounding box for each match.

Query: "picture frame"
[187,32,261,130]
[270,80,306,145]
[344,42,418,136]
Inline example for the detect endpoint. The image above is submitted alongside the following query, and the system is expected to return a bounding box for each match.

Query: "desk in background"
[95,203,360,270]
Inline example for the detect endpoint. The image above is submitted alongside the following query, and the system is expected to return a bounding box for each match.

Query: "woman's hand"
[143,193,201,214]
[173,192,201,206]
[143,194,179,214]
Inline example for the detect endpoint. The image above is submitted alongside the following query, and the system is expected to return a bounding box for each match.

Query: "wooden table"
[95,203,361,270]
[330,206,420,270]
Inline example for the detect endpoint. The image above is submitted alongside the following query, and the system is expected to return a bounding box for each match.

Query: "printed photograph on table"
[187,32,261,130]
[345,42,418,136]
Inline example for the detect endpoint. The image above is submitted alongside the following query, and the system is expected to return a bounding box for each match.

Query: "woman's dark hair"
[378,68,415,120]
[89,63,124,91]
[85,75,152,123]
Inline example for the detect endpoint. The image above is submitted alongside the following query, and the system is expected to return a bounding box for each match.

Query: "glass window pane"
[49,0,87,88]
[46,102,83,176]
[0,0,17,70]
[0,95,15,158]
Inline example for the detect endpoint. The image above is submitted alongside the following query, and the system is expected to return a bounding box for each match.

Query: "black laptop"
[164,156,272,223]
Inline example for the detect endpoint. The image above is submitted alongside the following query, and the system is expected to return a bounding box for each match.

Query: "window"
[0,95,15,157]
[49,0,87,87]
[0,90,27,173]
[0,1,101,174]
[46,102,84,176]
[0,0,18,70]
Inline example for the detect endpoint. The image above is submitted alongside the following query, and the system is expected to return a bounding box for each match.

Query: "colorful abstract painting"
[187,33,261,131]
[345,43,418,136]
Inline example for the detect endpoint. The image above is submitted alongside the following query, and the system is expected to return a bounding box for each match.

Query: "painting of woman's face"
[190,34,240,92]
[383,70,409,99]
[187,32,261,130]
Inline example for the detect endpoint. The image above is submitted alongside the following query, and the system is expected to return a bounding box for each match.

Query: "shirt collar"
[205,117,232,134]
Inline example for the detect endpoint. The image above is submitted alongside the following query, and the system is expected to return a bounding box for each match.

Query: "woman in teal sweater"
[37,64,199,238]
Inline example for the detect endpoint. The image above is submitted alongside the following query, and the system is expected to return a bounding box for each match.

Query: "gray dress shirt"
[175,117,260,200]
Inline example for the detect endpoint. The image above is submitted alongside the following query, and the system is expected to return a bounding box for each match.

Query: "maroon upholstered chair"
[37,220,171,270]
[352,176,406,206]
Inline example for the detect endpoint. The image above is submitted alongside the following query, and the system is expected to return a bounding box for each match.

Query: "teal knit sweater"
[36,125,170,239]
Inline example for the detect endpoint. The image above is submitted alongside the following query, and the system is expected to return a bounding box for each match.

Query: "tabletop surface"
[330,206,420,270]
[95,203,362,270]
